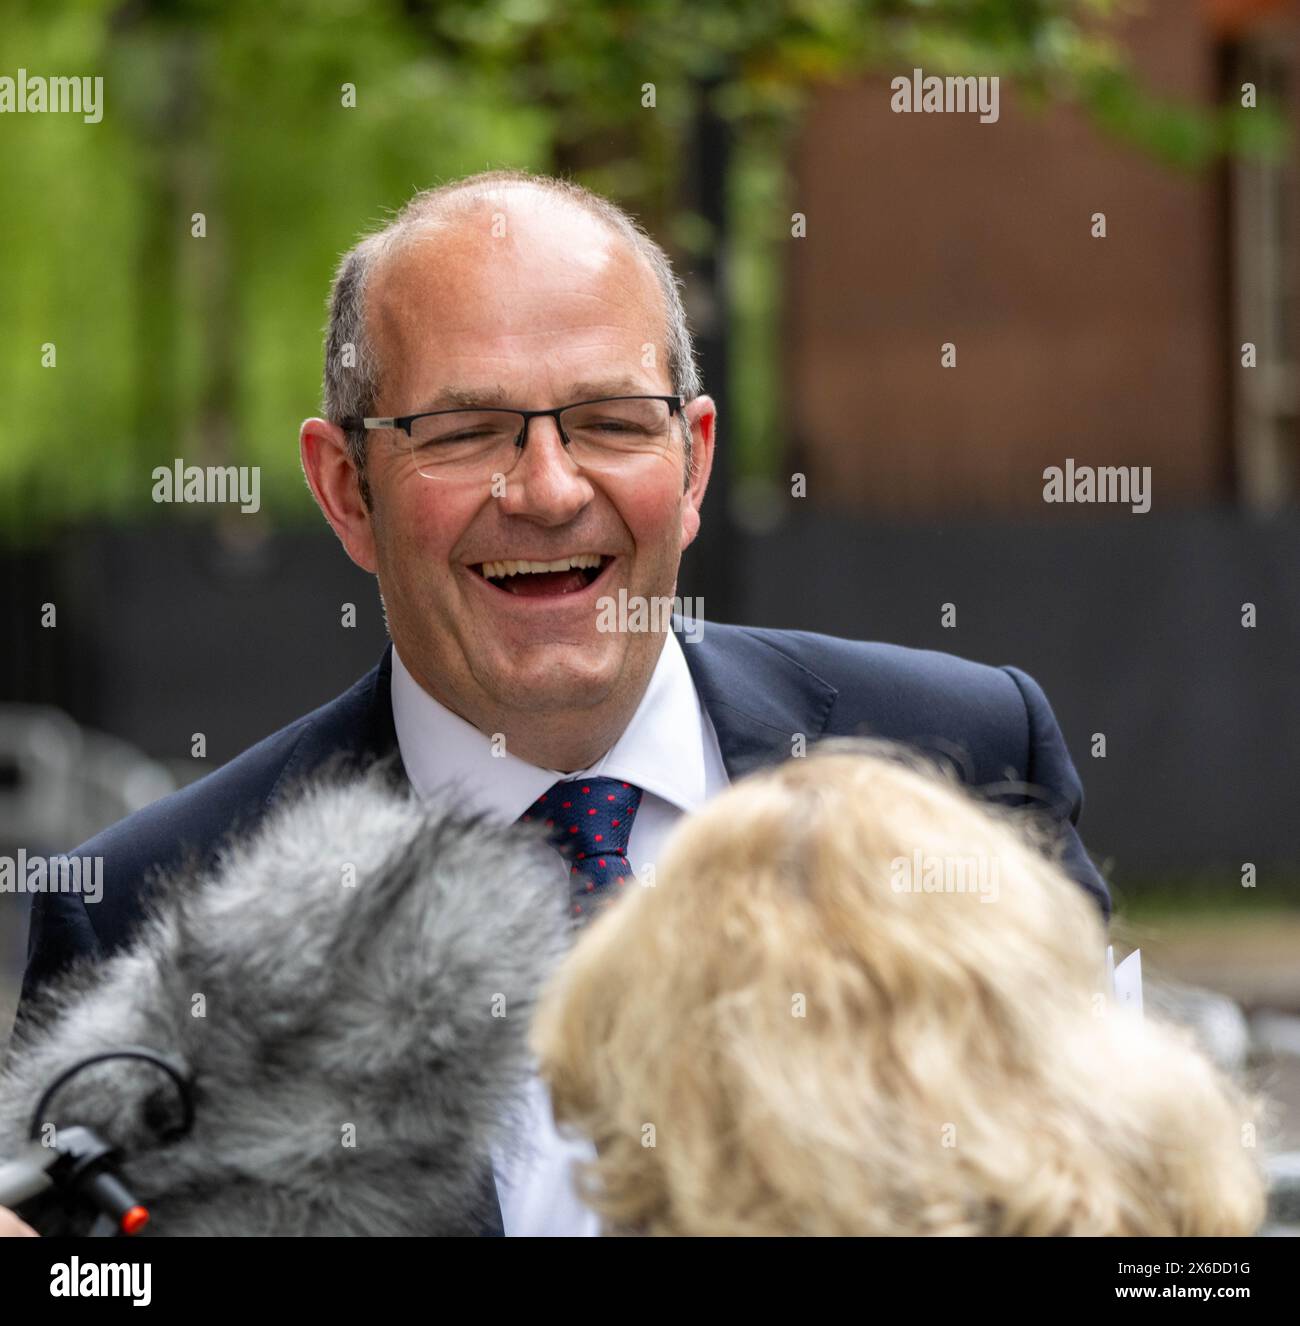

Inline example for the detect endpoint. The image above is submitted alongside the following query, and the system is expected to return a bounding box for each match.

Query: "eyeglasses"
[344,395,684,482]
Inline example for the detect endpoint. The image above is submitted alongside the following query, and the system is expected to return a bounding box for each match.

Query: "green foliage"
[0,0,1285,539]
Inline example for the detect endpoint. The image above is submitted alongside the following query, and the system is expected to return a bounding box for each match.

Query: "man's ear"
[300,418,378,574]
[680,395,717,551]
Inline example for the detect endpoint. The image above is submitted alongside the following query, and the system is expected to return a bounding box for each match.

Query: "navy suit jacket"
[14,621,1109,1234]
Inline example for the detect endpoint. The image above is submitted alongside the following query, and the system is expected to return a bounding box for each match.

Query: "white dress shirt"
[390,631,730,1236]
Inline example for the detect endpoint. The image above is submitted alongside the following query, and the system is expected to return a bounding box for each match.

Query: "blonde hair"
[531,743,1267,1236]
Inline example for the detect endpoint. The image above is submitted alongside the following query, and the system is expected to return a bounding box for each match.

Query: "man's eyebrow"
[410,385,512,412]
[563,378,656,401]
[408,378,656,414]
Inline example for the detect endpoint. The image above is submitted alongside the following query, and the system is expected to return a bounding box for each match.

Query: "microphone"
[0,760,572,1236]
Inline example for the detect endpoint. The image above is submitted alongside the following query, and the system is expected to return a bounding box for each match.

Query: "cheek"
[374,485,474,587]
[611,465,685,553]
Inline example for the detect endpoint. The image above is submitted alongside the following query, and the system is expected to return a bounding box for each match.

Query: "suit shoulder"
[711,622,1031,773]
[18,650,393,1001]
[20,706,322,993]
[68,709,315,880]
[701,622,1105,915]
[721,623,1022,707]
[67,655,390,880]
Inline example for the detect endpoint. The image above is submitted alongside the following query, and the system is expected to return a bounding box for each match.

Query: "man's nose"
[497,415,594,523]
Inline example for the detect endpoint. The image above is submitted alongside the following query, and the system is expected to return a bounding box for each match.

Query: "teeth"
[480,553,604,581]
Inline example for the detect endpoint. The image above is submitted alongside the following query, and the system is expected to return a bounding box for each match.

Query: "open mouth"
[471,553,614,598]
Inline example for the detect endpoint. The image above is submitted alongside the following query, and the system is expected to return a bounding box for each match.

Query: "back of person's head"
[532,743,1266,1236]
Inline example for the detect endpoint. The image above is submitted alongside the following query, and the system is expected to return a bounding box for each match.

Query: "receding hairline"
[368,176,665,304]
[361,178,671,390]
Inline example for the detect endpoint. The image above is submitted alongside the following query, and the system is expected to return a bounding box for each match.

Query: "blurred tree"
[0,0,1285,555]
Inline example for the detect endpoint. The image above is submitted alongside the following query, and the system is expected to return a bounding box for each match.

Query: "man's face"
[357,193,714,735]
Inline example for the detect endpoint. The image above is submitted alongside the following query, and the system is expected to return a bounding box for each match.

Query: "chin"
[491,642,624,711]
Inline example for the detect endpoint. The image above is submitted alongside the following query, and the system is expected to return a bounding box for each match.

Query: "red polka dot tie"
[521,777,643,919]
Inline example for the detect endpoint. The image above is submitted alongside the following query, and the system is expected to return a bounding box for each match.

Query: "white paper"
[1106,945,1143,1015]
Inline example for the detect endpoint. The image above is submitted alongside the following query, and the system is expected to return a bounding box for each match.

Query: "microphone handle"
[0,1147,55,1208]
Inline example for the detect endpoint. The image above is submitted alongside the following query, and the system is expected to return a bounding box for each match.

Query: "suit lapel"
[675,619,837,779]
[265,645,408,812]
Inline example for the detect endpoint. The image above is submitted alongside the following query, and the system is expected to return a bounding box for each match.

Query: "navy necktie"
[522,777,644,919]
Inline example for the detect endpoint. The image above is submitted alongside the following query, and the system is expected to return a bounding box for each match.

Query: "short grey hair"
[321,170,703,507]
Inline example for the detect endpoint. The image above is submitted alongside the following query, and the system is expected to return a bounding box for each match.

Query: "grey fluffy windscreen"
[0,765,573,1236]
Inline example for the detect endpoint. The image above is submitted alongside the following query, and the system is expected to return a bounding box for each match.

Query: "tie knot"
[521,777,643,918]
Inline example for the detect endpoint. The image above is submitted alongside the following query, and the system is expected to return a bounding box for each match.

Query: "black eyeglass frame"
[343,395,685,452]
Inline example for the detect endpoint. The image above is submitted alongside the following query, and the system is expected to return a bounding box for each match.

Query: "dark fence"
[4,511,1297,883]
[728,508,1299,883]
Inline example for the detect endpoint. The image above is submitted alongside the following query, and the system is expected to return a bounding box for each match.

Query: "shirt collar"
[390,631,708,824]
